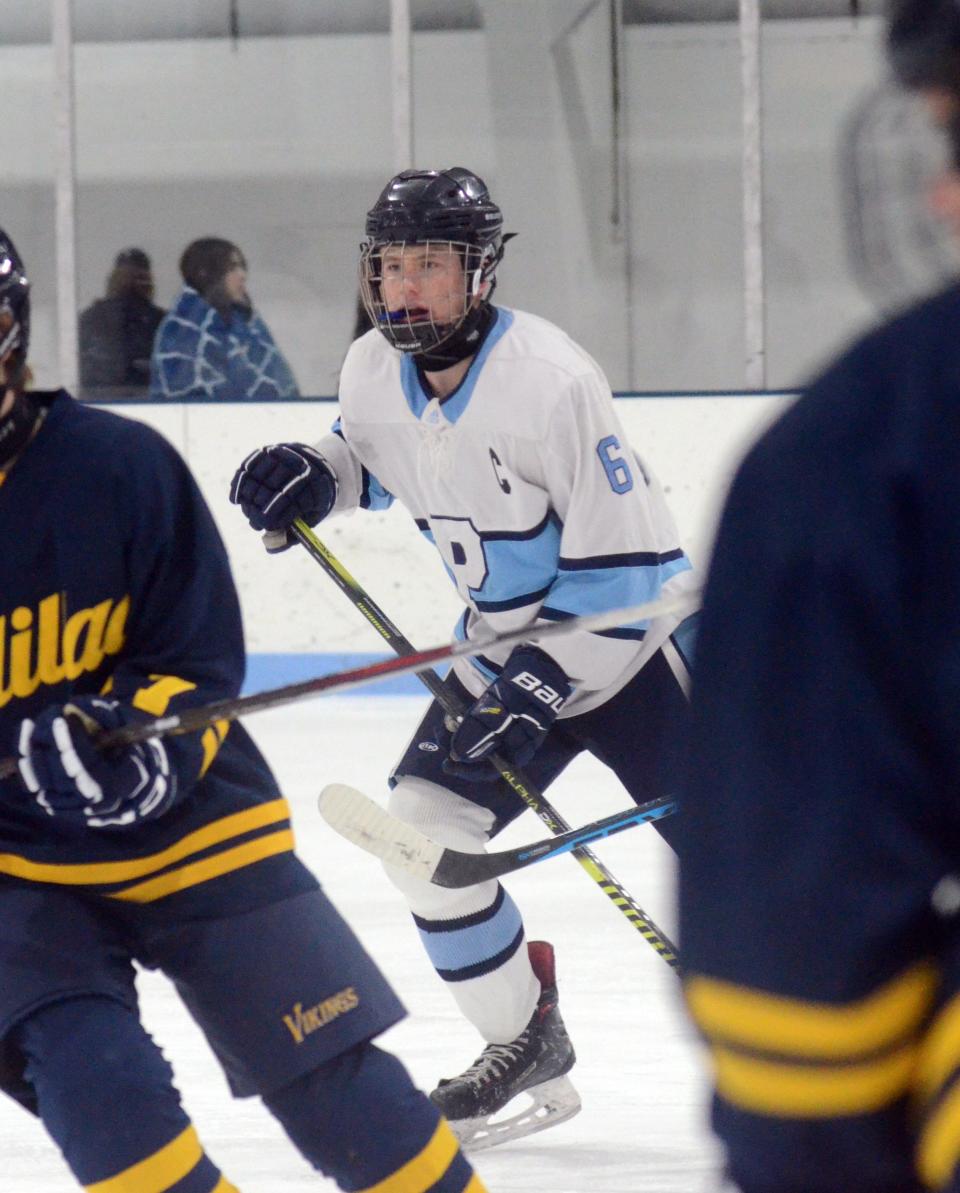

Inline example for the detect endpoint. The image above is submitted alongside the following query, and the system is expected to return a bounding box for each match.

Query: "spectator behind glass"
[78,247,165,399]
[150,237,300,401]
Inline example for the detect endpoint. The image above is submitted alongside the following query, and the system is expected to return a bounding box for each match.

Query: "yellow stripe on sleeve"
[357,1119,460,1193]
[199,718,230,778]
[711,1040,918,1117]
[919,1077,960,1189]
[685,963,936,1060]
[914,991,960,1107]
[131,674,198,716]
[463,1174,489,1192]
[211,1177,241,1192]
[85,1123,202,1193]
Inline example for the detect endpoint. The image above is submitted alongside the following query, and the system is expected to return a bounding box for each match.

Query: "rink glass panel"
[2,5,890,396]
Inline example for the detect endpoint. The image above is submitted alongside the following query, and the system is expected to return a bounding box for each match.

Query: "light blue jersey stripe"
[360,470,394,511]
[438,308,514,424]
[545,554,692,625]
[469,519,562,609]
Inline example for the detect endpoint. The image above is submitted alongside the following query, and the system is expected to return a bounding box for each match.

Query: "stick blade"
[318,783,443,882]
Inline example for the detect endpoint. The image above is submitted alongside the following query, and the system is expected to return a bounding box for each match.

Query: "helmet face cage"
[359,167,505,355]
[359,237,498,354]
[0,303,19,362]
[0,236,29,381]
[843,83,960,311]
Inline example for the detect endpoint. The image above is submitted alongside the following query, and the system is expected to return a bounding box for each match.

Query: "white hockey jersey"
[316,307,698,716]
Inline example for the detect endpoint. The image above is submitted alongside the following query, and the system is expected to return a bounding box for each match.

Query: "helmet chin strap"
[0,389,39,469]
[413,301,495,371]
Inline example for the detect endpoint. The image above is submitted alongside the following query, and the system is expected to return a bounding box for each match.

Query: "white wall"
[109,394,791,656]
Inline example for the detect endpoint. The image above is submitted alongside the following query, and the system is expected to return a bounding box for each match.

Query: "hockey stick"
[319,783,676,887]
[291,519,684,971]
[0,585,693,783]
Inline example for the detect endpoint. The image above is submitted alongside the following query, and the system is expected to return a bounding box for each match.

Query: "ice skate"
[430,940,581,1151]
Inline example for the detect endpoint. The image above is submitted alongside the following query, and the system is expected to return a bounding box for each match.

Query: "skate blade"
[450,1075,582,1153]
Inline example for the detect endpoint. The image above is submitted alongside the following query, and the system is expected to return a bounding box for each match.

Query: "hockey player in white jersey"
[231,166,699,1148]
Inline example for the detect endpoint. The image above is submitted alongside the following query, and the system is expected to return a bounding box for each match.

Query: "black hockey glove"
[229,443,337,551]
[17,697,176,829]
[444,646,572,781]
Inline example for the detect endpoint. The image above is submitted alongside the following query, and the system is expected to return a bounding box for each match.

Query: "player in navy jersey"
[231,166,700,1148]
[0,230,484,1193]
[677,3,960,1191]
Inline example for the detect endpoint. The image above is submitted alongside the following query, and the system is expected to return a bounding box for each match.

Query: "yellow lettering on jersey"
[63,598,114,680]
[9,606,38,697]
[101,594,129,655]
[0,592,129,708]
[282,987,360,1045]
[36,593,66,685]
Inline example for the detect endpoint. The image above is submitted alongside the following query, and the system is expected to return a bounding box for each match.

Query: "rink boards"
[103,393,789,692]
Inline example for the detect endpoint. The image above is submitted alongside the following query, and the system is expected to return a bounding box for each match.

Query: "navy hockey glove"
[17,697,176,829]
[229,443,337,550]
[444,646,572,781]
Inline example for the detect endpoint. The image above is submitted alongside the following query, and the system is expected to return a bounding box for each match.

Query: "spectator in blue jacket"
[150,237,300,400]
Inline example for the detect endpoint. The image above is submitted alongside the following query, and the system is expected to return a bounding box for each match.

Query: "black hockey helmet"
[364,167,504,250]
[0,230,30,386]
[887,0,960,88]
[359,167,509,361]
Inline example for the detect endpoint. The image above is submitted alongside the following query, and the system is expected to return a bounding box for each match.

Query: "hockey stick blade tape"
[318,783,443,881]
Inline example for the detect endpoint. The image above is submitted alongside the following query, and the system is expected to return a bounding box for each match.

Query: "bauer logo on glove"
[508,669,568,713]
[444,645,573,780]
